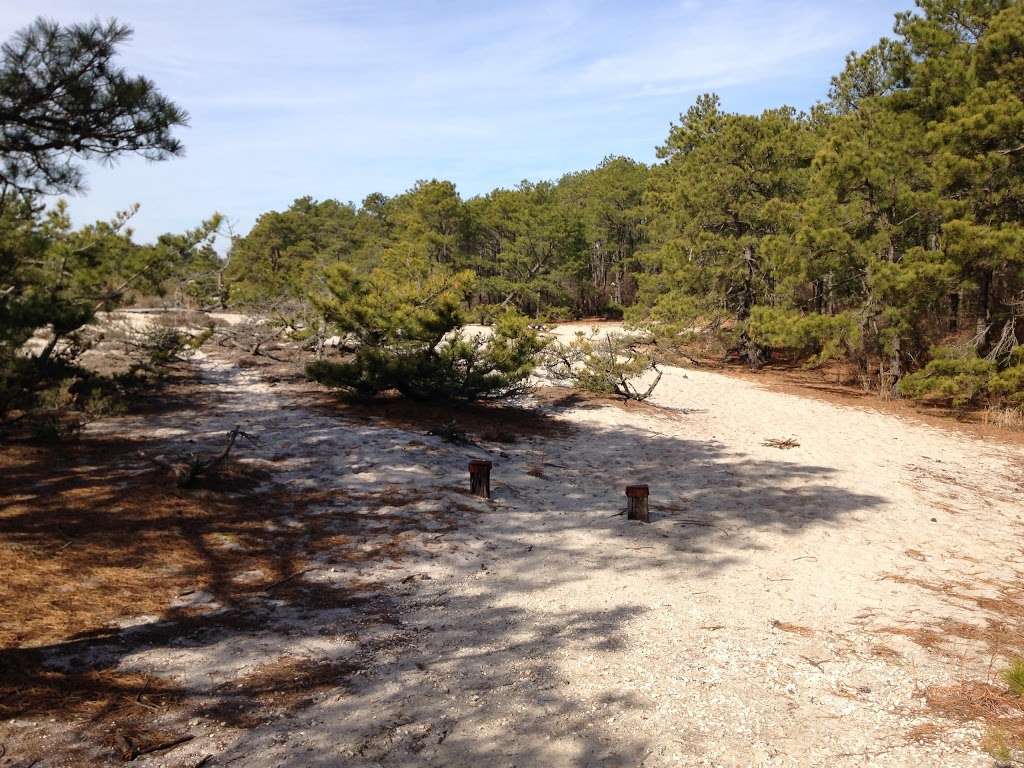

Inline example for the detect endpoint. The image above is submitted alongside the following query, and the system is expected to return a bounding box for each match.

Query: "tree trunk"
[738,245,763,368]
[890,335,902,393]
[975,269,993,351]
[36,331,61,364]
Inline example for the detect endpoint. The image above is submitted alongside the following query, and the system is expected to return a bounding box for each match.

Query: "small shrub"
[600,303,625,321]
[28,414,82,444]
[123,325,206,371]
[898,347,995,408]
[747,307,863,366]
[36,377,78,411]
[1002,659,1024,697]
[306,259,547,402]
[898,346,1024,413]
[543,330,662,401]
[981,727,1014,765]
[427,419,471,444]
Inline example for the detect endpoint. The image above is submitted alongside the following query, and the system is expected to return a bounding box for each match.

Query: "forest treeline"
[224,0,1024,409]
[2,1,1023,418]
[225,159,647,321]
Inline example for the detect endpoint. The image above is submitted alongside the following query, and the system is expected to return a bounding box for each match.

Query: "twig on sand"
[118,733,194,761]
[763,436,800,449]
[834,744,902,759]
[262,567,319,592]
[771,619,815,637]
[133,686,161,711]
[145,425,258,487]
[800,655,832,671]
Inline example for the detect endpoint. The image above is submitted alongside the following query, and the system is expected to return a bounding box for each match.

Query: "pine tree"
[306,252,545,402]
[638,96,817,366]
[0,18,186,200]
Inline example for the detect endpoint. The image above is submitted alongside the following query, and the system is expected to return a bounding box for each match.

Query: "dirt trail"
[10,341,1024,767]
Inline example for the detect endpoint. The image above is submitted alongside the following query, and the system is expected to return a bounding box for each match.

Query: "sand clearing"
[5,324,1023,767]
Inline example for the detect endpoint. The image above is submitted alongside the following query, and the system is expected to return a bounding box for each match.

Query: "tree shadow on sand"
[0,370,886,766]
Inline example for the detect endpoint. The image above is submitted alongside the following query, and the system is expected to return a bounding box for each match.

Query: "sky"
[0,0,910,247]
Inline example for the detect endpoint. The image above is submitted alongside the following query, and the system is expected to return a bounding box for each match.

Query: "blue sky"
[0,0,909,246]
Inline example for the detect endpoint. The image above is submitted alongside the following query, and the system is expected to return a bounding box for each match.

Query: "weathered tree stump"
[625,484,650,522]
[469,460,492,499]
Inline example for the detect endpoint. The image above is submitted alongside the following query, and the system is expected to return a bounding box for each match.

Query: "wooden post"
[625,484,649,522]
[469,460,492,499]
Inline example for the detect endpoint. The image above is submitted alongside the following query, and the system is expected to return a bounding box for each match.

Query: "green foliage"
[627,0,1024,410]
[898,347,996,406]
[638,96,818,366]
[989,347,1024,407]
[895,342,1024,409]
[23,0,1013,420]
[556,156,648,312]
[465,180,590,317]
[225,196,372,305]
[306,257,545,402]
[0,16,220,422]
[0,198,224,416]
[0,200,221,380]
[1002,658,1024,697]
[747,308,863,365]
[227,160,649,321]
[0,18,187,197]
[543,331,663,401]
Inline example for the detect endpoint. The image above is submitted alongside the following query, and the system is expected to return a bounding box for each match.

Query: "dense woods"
[3,0,1024,415]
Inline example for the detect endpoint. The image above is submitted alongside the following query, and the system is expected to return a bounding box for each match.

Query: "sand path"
[72,334,1024,767]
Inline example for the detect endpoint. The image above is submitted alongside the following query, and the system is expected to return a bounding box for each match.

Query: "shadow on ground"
[0,355,886,766]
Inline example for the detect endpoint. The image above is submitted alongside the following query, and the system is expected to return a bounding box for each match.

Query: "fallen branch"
[145,425,258,487]
[800,655,832,671]
[116,733,194,761]
[262,567,319,592]
[763,437,800,449]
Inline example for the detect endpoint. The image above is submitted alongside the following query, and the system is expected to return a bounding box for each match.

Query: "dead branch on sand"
[145,425,258,487]
[763,437,800,449]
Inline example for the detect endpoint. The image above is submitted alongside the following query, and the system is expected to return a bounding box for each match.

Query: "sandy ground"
[8,321,1024,766]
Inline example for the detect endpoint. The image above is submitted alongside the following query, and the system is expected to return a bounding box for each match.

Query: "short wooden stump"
[469,460,492,499]
[625,484,650,523]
